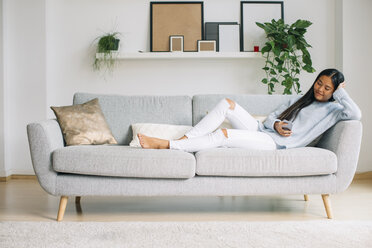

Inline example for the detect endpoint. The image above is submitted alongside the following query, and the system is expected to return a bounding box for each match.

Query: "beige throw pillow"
[51,98,117,146]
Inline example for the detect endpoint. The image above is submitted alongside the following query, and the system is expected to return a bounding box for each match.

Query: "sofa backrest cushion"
[73,93,192,145]
[192,94,301,125]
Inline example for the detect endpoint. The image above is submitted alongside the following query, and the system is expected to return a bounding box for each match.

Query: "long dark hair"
[278,68,345,121]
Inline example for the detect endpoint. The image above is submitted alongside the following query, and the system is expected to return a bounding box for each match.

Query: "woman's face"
[313,75,335,102]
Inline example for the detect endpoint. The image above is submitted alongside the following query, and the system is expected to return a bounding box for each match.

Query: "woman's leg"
[138,130,225,152]
[223,129,277,150]
[183,99,230,139]
[170,129,227,152]
[184,98,258,139]
[225,101,259,131]
[169,128,276,152]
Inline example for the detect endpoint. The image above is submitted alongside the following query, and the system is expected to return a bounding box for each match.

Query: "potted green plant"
[256,19,316,95]
[93,32,121,72]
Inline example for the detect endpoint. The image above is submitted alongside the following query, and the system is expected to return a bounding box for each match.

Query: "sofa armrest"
[27,119,65,195]
[316,120,363,193]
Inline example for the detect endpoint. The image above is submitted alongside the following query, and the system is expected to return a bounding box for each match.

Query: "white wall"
[342,0,372,172]
[2,0,46,176]
[1,0,371,176]
[0,0,5,176]
[45,0,336,114]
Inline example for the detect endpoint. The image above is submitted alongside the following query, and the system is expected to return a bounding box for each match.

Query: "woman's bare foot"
[177,135,188,140]
[137,133,170,149]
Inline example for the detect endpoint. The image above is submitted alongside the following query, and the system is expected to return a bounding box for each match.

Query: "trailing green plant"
[93,32,120,72]
[256,19,316,95]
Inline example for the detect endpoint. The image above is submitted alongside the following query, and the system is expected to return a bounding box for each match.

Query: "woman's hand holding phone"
[274,121,293,137]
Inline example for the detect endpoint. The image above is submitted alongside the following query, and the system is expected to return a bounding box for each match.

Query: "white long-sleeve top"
[258,88,362,149]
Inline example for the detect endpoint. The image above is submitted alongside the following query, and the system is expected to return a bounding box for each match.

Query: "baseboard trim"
[0,174,37,182]
[1,172,372,182]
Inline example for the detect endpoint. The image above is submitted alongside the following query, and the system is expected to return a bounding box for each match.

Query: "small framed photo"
[169,35,184,52]
[197,40,216,52]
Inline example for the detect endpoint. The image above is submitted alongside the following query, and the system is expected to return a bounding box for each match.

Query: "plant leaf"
[270,78,279,83]
[261,45,271,53]
[273,46,281,56]
[291,20,312,29]
[256,22,266,29]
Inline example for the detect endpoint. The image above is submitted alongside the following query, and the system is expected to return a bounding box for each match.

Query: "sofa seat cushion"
[195,147,337,177]
[53,145,196,179]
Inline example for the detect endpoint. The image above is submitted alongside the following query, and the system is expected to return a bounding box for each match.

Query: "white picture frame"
[197,40,216,52]
[169,35,184,52]
[218,24,240,52]
[240,1,284,52]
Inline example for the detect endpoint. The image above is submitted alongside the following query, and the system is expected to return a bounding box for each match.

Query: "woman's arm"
[263,99,293,132]
[333,86,362,120]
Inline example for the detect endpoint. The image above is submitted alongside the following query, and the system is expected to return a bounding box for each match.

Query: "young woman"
[138,68,362,152]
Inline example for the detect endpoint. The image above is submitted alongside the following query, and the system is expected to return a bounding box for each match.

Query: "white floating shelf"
[96,52,264,60]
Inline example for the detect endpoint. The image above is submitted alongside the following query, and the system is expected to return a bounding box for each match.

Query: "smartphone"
[282,120,292,131]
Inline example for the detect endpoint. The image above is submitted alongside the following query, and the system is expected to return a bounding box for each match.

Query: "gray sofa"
[27,92,363,221]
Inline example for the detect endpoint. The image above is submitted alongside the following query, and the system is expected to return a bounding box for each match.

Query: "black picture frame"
[240,1,284,52]
[205,22,238,52]
[150,1,204,52]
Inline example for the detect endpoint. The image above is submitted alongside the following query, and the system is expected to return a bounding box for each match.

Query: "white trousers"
[169,98,277,152]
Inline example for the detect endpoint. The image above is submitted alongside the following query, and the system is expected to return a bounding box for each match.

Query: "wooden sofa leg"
[321,194,333,219]
[75,196,81,204]
[304,194,309,201]
[57,196,68,221]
